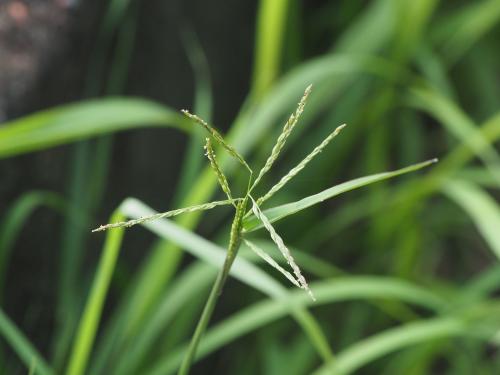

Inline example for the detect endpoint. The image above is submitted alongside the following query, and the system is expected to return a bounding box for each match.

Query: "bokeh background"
[1,0,500,374]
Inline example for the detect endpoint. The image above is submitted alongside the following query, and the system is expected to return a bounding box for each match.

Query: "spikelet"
[182,109,252,173]
[252,84,312,189]
[92,199,239,232]
[204,138,233,202]
[257,124,346,206]
[244,239,300,288]
[250,196,315,300]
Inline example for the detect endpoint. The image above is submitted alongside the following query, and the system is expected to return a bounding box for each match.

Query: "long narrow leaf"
[66,210,126,375]
[0,308,54,375]
[443,179,500,260]
[312,317,467,375]
[244,159,437,232]
[0,98,189,158]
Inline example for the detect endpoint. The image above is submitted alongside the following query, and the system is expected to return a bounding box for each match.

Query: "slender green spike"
[243,239,300,288]
[252,84,312,189]
[204,138,233,202]
[250,196,315,300]
[92,199,239,232]
[257,124,346,205]
[181,110,252,173]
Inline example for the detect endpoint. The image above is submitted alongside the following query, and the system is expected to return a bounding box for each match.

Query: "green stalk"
[177,198,247,375]
[66,210,126,375]
[252,0,289,100]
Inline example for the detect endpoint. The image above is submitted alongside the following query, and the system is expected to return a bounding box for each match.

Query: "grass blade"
[251,0,290,100]
[443,179,500,260]
[0,191,65,298]
[0,98,189,158]
[312,317,467,375]
[66,210,126,375]
[409,85,500,182]
[244,159,437,232]
[0,308,54,375]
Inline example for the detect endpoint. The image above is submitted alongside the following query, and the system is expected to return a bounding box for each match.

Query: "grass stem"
[177,198,247,375]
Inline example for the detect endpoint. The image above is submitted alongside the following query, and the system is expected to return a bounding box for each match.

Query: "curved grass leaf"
[0,191,65,297]
[434,0,500,65]
[443,179,500,260]
[0,98,189,158]
[0,308,54,375]
[173,28,213,204]
[312,317,467,375]
[243,159,437,232]
[111,262,216,375]
[144,276,448,375]
[408,85,500,182]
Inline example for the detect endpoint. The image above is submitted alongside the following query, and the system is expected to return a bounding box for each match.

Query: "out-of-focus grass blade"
[0,191,65,297]
[119,198,334,363]
[409,85,500,181]
[113,241,344,375]
[232,54,398,159]
[390,0,438,61]
[252,0,289,100]
[458,168,500,188]
[415,45,455,99]
[173,28,213,205]
[312,317,468,375]
[334,0,396,53]
[443,179,500,260]
[0,308,54,375]
[66,210,126,375]
[243,159,437,232]
[434,0,500,65]
[0,98,189,158]
[143,276,448,375]
[458,265,500,305]
[112,263,216,375]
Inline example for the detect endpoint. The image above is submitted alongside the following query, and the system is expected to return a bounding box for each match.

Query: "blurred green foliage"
[1,0,500,374]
